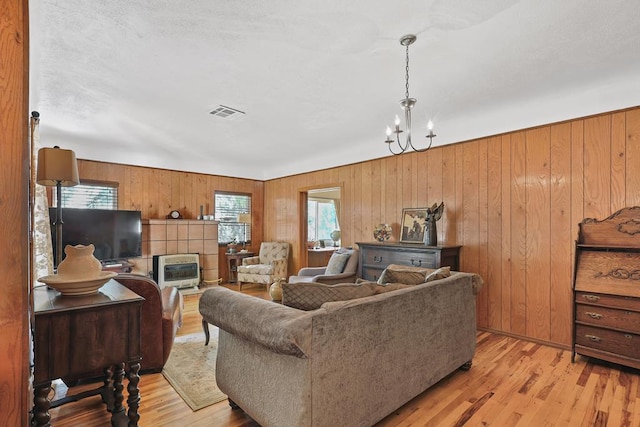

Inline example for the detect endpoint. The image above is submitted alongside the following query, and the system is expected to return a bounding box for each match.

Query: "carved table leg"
[202,318,210,346]
[127,361,141,427]
[32,382,52,427]
[111,362,126,419]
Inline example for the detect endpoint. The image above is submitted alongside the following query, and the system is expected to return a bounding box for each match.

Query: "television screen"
[50,208,142,263]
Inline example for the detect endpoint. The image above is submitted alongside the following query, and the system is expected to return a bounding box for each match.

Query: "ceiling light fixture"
[384,34,436,155]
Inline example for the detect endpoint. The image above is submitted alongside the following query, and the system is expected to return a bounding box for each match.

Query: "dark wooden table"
[225,251,255,283]
[32,280,144,427]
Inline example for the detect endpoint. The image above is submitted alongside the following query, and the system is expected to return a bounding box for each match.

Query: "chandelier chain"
[405,44,410,100]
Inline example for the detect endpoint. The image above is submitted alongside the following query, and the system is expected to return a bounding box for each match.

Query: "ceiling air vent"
[209,105,245,118]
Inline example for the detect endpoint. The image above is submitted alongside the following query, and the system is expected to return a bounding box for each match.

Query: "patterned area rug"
[162,328,227,411]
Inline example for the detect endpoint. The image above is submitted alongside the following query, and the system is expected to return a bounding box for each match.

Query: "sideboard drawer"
[575,324,640,360]
[575,303,640,332]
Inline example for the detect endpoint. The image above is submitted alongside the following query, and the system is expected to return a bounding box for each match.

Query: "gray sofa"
[199,271,480,427]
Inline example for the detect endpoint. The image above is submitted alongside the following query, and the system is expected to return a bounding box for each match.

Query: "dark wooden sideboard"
[32,280,144,427]
[356,242,461,281]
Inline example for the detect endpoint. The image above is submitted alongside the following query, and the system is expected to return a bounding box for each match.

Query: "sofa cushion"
[425,266,451,282]
[325,252,351,274]
[238,264,274,275]
[282,282,377,311]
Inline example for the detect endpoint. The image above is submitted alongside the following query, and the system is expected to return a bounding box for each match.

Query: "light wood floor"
[47,284,640,427]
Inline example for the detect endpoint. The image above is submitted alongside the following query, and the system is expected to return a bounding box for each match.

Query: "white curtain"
[31,115,54,282]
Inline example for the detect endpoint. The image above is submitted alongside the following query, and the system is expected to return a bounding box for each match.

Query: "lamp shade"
[36,146,80,187]
[237,213,251,224]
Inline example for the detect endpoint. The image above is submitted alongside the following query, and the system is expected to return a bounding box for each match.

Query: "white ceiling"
[29,0,640,180]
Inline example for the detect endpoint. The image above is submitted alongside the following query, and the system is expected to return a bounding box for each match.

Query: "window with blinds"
[214,192,252,244]
[58,181,118,209]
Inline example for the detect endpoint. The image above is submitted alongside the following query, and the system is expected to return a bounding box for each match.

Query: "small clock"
[168,210,182,219]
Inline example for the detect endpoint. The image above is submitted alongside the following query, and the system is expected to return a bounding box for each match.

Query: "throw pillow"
[425,266,451,282]
[325,252,351,275]
[377,264,428,285]
[282,282,377,311]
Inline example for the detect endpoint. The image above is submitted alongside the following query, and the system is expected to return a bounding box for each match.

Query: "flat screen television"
[50,208,142,263]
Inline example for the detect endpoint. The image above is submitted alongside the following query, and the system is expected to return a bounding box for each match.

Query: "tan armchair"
[289,247,359,285]
[237,242,290,290]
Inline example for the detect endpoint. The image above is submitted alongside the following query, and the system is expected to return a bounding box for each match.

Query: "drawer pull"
[585,312,603,320]
[373,256,383,263]
[624,334,633,339]
[585,334,601,343]
[411,259,423,267]
[582,295,600,302]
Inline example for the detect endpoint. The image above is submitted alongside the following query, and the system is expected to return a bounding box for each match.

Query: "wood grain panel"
[570,120,585,265]
[549,123,572,345]
[1,0,30,424]
[524,127,551,341]
[477,139,489,328]
[487,136,503,330]
[510,131,527,336]
[626,109,640,207]
[583,115,611,219]
[500,135,512,332]
[610,112,626,213]
[441,146,457,245]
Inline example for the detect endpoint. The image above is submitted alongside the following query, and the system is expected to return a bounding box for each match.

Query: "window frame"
[57,179,119,210]
[214,191,252,245]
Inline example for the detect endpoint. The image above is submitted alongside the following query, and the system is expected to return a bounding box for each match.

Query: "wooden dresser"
[572,207,640,369]
[356,242,461,281]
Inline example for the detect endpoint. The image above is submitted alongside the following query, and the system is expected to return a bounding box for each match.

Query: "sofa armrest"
[297,267,327,276]
[199,286,313,357]
[161,286,183,364]
[311,271,358,285]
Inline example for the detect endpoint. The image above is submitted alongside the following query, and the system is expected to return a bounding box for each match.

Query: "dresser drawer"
[362,248,436,269]
[575,303,640,332]
[575,291,640,311]
[575,324,640,360]
[361,267,384,282]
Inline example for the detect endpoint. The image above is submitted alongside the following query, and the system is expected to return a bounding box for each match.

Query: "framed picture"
[400,207,428,243]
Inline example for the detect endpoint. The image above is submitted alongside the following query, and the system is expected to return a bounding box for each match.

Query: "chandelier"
[384,34,436,155]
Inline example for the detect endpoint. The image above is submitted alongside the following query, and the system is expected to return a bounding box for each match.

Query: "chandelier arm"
[387,141,405,155]
[395,132,407,153]
[407,136,433,153]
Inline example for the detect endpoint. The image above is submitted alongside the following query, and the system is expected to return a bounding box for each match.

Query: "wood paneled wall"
[1,0,30,425]
[75,161,265,282]
[263,107,640,348]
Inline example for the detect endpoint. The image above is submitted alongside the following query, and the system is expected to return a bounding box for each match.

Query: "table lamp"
[36,146,80,268]
[237,213,251,250]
